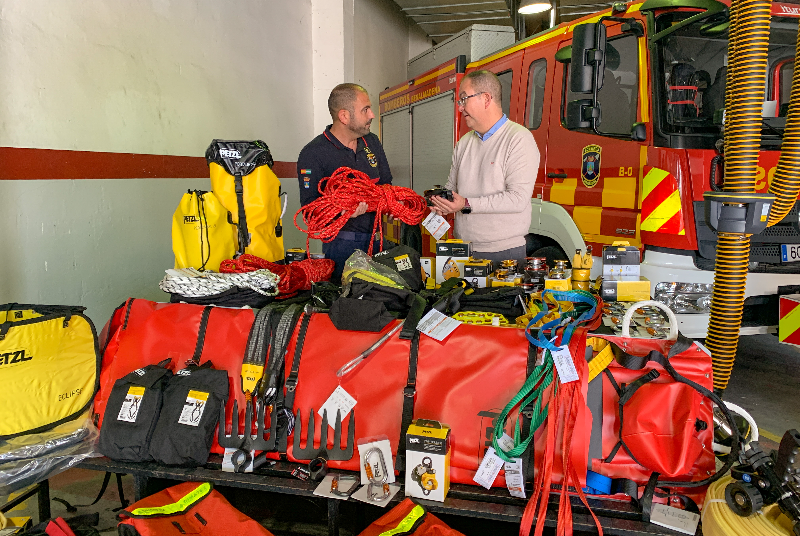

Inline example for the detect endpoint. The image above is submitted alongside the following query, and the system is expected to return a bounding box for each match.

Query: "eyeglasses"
[457,92,485,107]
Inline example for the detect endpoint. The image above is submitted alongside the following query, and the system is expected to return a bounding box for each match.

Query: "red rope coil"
[294,166,428,255]
[219,254,334,298]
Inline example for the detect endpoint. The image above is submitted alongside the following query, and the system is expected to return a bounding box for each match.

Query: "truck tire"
[532,246,569,268]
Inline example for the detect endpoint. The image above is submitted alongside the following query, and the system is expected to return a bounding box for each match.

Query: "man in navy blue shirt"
[297,83,393,284]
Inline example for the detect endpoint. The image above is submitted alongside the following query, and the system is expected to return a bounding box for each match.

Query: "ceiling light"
[519,0,552,14]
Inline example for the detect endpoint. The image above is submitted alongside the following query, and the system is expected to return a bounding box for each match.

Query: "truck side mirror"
[631,122,647,141]
[570,23,606,94]
[566,99,596,129]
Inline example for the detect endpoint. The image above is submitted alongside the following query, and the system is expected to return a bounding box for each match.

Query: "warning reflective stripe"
[378,504,426,536]
[130,482,211,517]
[640,167,686,235]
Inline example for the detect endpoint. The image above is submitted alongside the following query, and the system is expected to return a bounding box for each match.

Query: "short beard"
[348,121,371,137]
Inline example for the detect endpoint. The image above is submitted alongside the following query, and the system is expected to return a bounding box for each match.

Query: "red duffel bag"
[117,481,273,535]
[94,298,256,454]
[277,312,530,486]
[357,498,465,536]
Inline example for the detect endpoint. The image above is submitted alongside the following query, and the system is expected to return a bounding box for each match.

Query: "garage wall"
[0,0,314,326]
[354,0,432,135]
[0,0,431,327]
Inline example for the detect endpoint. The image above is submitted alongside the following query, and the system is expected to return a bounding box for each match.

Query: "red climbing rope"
[294,166,428,255]
[220,254,334,298]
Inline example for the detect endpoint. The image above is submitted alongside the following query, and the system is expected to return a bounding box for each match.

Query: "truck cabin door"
[544,21,646,252]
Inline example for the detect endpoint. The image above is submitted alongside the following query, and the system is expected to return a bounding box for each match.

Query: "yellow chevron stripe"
[638,146,647,210]
[641,189,681,232]
[779,300,800,343]
[549,178,578,206]
[642,167,670,201]
[583,233,642,248]
[573,206,603,235]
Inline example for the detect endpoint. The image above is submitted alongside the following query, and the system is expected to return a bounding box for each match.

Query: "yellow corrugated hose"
[705,0,772,391]
[767,14,800,224]
[702,476,794,535]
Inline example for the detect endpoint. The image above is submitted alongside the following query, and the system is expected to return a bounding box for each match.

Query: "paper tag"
[117,386,145,423]
[319,386,357,427]
[178,390,209,426]
[649,504,700,535]
[394,254,413,272]
[496,433,526,498]
[551,346,579,384]
[422,211,451,240]
[473,447,505,489]
[222,448,254,473]
[417,309,461,341]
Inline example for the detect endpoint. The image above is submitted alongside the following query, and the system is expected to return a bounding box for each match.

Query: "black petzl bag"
[148,364,228,466]
[98,361,172,462]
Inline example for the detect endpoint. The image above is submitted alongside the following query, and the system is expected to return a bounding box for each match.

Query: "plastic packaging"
[0,410,100,495]
[341,250,409,295]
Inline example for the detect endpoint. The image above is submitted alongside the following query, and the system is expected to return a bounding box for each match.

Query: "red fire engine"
[379,0,800,338]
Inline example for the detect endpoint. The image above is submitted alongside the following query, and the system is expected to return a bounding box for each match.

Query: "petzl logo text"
[0,349,33,366]
[184,215,199,224]
[220,149,241,159]
[478,409,502,458]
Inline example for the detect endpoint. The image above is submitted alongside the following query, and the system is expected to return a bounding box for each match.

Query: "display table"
[77,456,686,536]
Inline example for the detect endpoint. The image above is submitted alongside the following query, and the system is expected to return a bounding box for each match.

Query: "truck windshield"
[655,12,797,147]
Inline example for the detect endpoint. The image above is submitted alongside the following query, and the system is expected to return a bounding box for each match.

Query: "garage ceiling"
[394,0,617,44]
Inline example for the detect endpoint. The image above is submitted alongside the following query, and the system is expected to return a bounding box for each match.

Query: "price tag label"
[422,211,451,240]
[551,346,579,384]
[319,386,357,428]
[649,504,700,535]
[473,447,504,489]
[496,433,526,498]
[417,309,461,341]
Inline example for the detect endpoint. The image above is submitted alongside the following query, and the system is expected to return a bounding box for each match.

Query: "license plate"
[781,244,800,262]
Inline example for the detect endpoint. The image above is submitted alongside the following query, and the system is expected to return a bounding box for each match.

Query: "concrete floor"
[2,333,798,535]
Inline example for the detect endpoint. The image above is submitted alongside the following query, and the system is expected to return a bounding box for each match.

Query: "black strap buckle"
[403,386,416,398]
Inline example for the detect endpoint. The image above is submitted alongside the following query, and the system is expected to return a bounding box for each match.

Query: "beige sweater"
[445,120,539,252]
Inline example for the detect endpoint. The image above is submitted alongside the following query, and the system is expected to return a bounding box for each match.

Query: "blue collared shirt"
[475,114,508,142]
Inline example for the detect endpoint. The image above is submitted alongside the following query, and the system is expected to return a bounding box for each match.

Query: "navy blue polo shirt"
[297,125,393,235]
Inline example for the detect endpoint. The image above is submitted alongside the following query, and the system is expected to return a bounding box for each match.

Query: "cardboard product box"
[421,258,435,290]
[405,419,450,502]
[285,248,308,263]
[602,242,641,277]
[435,256,469,284]
[545,277,572,291]
[600,276,651,302]
[464,259,493,288]
[436,239,472,258]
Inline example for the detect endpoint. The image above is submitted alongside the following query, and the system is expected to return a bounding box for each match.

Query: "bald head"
[463,70,503,108]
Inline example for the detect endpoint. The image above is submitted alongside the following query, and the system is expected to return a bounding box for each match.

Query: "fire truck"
[378,0,800,338]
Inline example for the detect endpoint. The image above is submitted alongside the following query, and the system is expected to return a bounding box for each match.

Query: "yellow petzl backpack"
[205,140,286,262]
[0,304,99,439]
[172,189,236,272]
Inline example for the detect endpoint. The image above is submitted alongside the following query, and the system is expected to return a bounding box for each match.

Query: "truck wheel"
[532,246,569,268]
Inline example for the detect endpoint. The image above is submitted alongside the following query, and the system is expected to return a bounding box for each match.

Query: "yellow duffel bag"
[0,304,99,438]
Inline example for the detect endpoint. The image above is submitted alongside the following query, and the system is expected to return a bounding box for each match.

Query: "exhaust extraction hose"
[767,17,800,224]
[705,0,771,392]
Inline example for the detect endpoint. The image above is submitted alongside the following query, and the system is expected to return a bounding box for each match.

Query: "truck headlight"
[653,282,714,314]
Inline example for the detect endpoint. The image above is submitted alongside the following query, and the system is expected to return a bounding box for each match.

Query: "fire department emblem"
[581,144,602,188]
[365,147,378,168]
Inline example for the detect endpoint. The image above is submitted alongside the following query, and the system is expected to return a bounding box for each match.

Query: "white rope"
[159,268,280,298]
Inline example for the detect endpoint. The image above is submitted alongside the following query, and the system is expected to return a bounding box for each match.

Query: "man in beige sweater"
[430,70,539,264]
